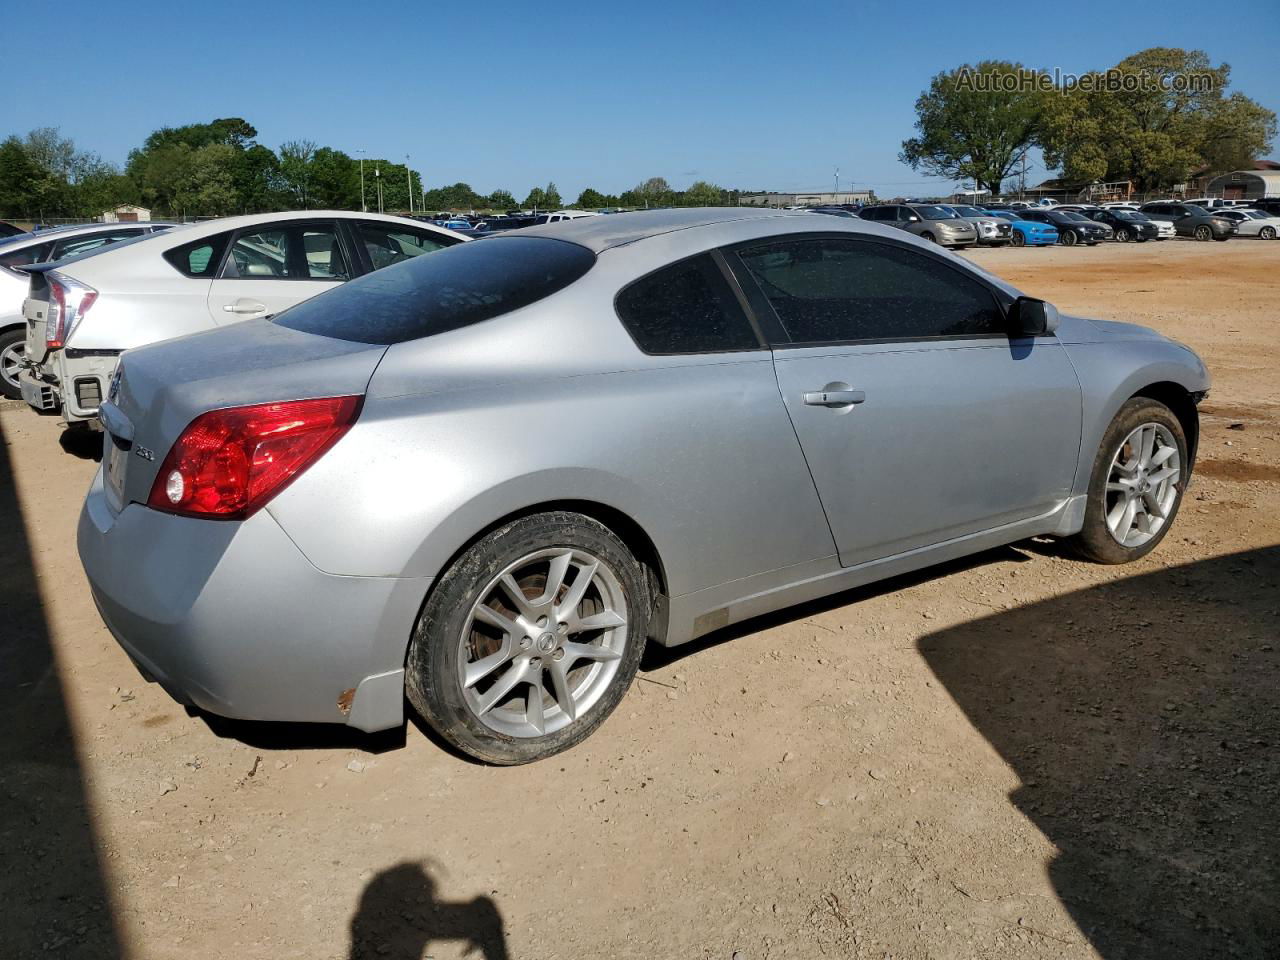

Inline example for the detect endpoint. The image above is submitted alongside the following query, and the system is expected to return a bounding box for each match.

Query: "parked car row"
[0,221,177,398]
[13,212,465,415]
[43,206,1206,765]
[832,198,1280,249]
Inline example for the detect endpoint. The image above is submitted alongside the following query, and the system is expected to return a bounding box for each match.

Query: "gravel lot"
[3,239,1278,960]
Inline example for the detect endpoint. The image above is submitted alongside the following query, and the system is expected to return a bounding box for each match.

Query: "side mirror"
[1010,296,1059,336]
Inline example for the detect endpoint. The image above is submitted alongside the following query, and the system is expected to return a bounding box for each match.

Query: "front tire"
[1010,231,1025,247]
[1195,224,1212,241]
[1261,226,1277,240]
[0,327,25,401]
[1061,230,1078,246]
[1070,398,1188,564]
[406,512,649,764]
[1116,227,1132,242]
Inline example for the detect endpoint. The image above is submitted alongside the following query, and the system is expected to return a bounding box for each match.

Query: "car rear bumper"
[77,469,431,732]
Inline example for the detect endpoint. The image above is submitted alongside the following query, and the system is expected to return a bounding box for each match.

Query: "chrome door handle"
[803,389,865,407]
[223,300,266,314]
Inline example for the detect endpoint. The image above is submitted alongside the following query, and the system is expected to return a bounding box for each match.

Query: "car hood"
[1055,314,1174,345]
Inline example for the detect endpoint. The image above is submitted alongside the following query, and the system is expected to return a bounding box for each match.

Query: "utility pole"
[375,165,383,213]
[357,149,367,212]
[835,166,839,196]
[1019,153,1028,199]
[405,155,413,214]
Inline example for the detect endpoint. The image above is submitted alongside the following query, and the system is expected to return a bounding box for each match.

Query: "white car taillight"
[46,272,98,350]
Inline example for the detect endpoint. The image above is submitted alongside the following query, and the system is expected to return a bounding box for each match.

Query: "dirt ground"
[2,239,1278,960]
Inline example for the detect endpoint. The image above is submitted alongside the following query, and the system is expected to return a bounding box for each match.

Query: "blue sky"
[6,0,1278,199]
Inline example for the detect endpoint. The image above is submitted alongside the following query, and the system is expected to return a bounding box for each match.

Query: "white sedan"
[1213,209,1280,239]
[19,211,465,427]
[0,222,175,398]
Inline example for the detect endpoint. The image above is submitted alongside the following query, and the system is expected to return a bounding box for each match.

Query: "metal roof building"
[1205,170,1280,200]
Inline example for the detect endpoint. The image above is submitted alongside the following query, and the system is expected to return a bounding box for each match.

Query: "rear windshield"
[273,236,595,345]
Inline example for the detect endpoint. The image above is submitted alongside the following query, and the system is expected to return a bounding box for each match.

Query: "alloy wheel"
[1262,226,1276,240]
[456,547,629,738]
[1117,228,1131,242]
[0,339,23,394]
[1195,225,1212,241]
[1061,230,1077,246]
[1104,423,1181,548]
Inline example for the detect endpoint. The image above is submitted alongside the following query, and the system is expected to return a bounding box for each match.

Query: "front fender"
[1063,338,1209,495]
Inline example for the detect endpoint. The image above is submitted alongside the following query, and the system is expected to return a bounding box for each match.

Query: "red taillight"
[46,272,98,350]
[146,396,361,519]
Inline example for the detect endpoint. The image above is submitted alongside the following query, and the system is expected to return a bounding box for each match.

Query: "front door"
[730,235,1083,567]
[206,221,351,324]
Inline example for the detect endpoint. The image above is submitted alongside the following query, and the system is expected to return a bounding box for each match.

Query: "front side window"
[221,223,347,280]
[358,222,451,271]
[615,254,758,355]
[274,236,594,345]
[736,237,1005,344]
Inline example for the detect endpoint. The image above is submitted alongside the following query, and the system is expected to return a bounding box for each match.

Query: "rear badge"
[134,445,155,462]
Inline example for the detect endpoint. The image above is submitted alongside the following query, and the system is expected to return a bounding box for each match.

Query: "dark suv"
[1017,208,1111,246]
[1139,202,1237,241]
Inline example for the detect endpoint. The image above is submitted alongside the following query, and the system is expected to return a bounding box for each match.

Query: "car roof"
[515,207,811,252]
[0,220,171,248]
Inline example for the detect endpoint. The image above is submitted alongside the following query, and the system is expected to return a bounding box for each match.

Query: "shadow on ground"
[0,413,121,957]
[348,860,509,959]
[920,546,1280,959]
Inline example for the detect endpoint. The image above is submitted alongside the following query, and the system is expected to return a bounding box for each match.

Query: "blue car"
[984,210,1058,247]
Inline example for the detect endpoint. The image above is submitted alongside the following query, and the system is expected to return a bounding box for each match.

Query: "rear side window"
[274,236,594,345]
[0,240,54,267]
[164,233,231,278]
[615,254,759,355]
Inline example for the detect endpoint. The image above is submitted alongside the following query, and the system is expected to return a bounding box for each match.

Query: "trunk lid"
[98,319,387,514]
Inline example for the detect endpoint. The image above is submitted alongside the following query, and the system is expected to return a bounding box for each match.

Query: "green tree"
[543,181,562,208]
[308,148,360,209]
[1040,48,1276,190]
[575,187,609,208]
[278,140,317,206]
[188,144,239,215]
[682,181,726,206]
[900,61,1046,197]
[486,189,517,210]
[523,186,547,209]
[630,176,673,207]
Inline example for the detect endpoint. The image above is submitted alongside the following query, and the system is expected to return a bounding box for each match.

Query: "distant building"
[738,191,874,207]
[102,204,151,223]
[1204,168,1280,200]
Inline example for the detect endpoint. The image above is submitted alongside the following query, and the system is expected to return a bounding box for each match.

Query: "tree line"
[900,48,1276,196]
[0,118,736,220]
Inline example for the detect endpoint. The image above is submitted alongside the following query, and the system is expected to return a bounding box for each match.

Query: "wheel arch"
[413,498,671,651]
[1130,380,1201,469]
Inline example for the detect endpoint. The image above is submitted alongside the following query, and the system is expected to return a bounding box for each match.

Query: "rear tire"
[1069,398,1188,565]
[406,512,649,765]
[0,327,25,401]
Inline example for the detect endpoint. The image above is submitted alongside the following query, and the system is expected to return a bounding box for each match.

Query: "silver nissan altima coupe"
[79,208,1208,764]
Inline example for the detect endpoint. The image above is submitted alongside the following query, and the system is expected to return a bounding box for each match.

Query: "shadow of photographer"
[349,860,509,960]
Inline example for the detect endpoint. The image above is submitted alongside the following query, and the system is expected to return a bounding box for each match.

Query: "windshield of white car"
[274,236,596,345]
[916,206,959,220]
